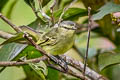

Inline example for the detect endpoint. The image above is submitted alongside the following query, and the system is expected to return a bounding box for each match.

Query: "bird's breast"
[42,33,75,55]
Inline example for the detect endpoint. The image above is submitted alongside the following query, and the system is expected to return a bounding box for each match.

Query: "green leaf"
[47,68,59,80]
[42,0,50,7]
[2,0,18,19]
[24,0,35,8]
[29,61,48,80]
[59,0,73,8]
[1,32,25,45]
[0,43,27,61]
[101,64,120,80]
[23,65,42,80]
[0,19,42,62]
[43,0,54,13]
[93,1,120,20]
[10,0,36,25]
[75,32,116,59]
[0,67,26,80]
[15,45,43,60]
[98,52,120,71]
[54,8,87,20]
[0,0,9,11]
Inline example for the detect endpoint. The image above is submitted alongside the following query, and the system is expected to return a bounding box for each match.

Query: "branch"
[83,7,92,78]
[0,56,90,80]
[0,56,47,66]
[60,55,108,80]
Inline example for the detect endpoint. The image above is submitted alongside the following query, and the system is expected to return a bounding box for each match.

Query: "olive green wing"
[39,28,59,46]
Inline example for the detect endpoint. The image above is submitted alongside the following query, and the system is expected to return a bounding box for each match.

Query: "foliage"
[0,0,120,80]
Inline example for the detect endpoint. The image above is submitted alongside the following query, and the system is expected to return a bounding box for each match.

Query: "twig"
[50,0,56,25]
[0,13,21,32]
[83,7,92,78]
[0,56,47,66]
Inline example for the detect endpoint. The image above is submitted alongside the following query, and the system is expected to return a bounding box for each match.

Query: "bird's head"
[52,21,77,36]
[59,21,77,30]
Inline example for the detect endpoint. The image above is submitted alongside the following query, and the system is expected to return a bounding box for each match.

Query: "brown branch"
[61,55,108,80]
[0,56,47,66]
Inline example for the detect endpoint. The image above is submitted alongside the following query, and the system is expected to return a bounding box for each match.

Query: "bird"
[1,21,76,56]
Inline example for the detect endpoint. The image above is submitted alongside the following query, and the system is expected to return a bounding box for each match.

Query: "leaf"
[24,0,35,8]
[0,43,27,61]
[3,0,18,19]
[0,67,26,80]
[10,0,36,25]
[42,0,50,7]
[1,32,25,45]
[47,68,59,80]
[75,32,116,59]
[59,0,73,8]
[101,64,120,80]
[23,65,43,80]
[43,0,54,13]
[16,46,43,60]
[0,19,43,62]
[54,8,87,20]
[29,61,48,80]
[93,1,120,20]
[98,51,120,71]
[0,0,9,11]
